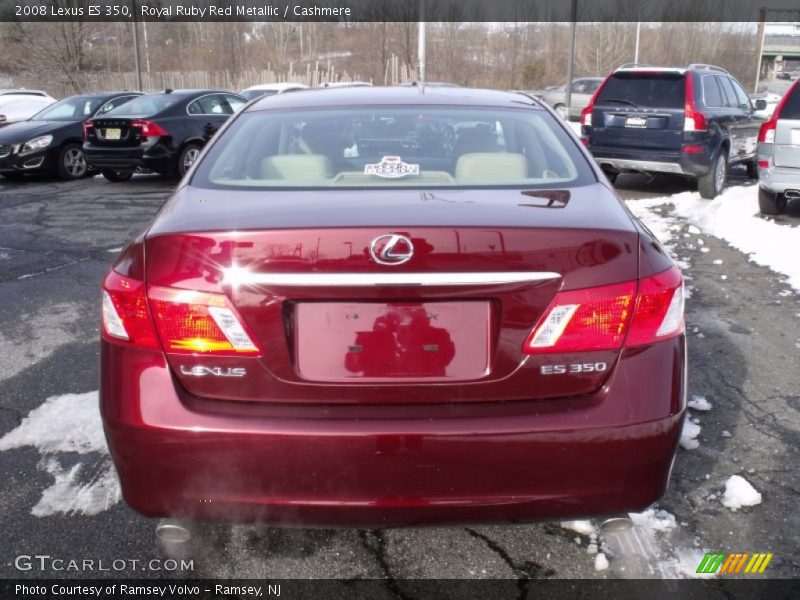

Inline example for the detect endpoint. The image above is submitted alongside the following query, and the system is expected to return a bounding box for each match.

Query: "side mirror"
[754,99,768,111]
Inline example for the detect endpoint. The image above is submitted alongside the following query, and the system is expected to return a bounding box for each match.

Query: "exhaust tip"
[156,519,192,544]
[784,190,800,199]
[599,516,634,533]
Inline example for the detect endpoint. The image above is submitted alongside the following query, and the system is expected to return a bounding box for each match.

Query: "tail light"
[758,79,799,145]
[83,120,94,138]
[102,275,260,357]
[523,266,683,354]
[132,119,169,137]
[683,74,707,132]
[580,73,611,127]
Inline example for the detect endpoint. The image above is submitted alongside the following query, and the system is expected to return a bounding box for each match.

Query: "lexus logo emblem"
[369,234,414,266]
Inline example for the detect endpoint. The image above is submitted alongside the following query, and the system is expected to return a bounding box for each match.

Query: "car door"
[569,79,596,118]
[715,75,749,162]
[727,77,761,161]
[186,93,234,141]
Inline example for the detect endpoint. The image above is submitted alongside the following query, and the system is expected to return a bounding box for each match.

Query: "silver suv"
[757,80,800,215]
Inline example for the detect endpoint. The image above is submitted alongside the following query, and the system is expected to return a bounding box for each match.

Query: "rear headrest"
[455,153,529,182]
[260,155,333,180]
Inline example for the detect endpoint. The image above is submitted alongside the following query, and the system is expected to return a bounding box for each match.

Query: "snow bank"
[721,475,762,510]
[631,186,800,291]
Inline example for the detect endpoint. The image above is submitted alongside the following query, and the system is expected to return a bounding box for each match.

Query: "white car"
[239,83,308,101]
[0,95,55,127]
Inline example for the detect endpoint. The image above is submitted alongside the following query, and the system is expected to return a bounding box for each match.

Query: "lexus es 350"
[100,87,686,527]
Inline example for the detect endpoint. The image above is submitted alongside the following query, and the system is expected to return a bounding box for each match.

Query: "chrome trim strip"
[598,158,685,175]
[224,270,561,287]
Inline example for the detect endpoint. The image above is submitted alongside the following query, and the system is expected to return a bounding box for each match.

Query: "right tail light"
[523,266,684,354]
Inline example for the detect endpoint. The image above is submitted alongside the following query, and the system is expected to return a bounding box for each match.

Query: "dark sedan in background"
[0,92,140,180]
[84,89,246,181]
[100,86,686,529]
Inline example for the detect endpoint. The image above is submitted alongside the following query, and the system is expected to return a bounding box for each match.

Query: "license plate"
[295,301,491,382]
[625,116,647,128]
[104,128,121,140]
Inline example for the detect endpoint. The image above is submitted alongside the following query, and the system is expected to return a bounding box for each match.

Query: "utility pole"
[417,0,426,91]
[131,0,143,90]
[634,22,641,63]
[564,0,577,116]
[754,9,767,94]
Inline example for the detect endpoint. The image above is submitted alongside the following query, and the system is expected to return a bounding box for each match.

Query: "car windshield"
[596,72,686,109]
[31,96,106,121]
[191,106,593,189]
[105,94,182,117]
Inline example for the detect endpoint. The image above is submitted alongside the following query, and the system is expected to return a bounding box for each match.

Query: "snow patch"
[0,391,121,516]
[630,509,677,533]
[680,419,701,450]
[594,552,609,571]
[721,475,762,511]
[688,395,712,411]
[560,520,597,537]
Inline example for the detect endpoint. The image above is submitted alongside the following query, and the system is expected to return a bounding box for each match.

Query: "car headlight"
[18,135,53,156]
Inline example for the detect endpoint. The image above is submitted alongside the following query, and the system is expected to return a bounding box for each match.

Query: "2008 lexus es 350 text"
[100,87,686,527]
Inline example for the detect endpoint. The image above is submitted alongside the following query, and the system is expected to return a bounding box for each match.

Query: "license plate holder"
[295,301,491,382]
[625,116,648,128]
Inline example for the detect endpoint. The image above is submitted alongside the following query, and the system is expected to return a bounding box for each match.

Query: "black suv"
[84,89,246,182]
[581,64,767,198]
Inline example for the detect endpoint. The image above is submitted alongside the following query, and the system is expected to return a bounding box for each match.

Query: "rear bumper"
[84,143,175,172]
[101,337,686,527]
[589,144,712,178]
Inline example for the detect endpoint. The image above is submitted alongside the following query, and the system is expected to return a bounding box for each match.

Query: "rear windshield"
[781,86,800,120]
[596,72,686,109]
[106,94,182,117]
[191,106,594,190]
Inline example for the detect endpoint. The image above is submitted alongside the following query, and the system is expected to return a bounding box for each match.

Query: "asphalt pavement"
[0,171,797,583]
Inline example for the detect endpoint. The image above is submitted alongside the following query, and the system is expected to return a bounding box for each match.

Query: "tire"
[57,143,89,180]
[177,143,202,177]
[698,150,727,199]
[758,188,787,215]
[746,160,758,179]
[554,104,568,120]
[102,169,134,182]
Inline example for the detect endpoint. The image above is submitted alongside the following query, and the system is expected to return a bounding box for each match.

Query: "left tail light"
[579,72,611,127]
[523,266,684,354]
[101,244,260,356]
[758,80,799,145]
[83,120,94,139]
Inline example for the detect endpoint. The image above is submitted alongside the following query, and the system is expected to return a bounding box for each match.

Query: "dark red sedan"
[100,87,686,527]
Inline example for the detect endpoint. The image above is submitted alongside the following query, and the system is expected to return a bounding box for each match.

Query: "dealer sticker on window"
[364,156,420,178]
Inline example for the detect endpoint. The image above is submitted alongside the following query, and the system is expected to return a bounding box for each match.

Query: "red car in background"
[100,87,686,527]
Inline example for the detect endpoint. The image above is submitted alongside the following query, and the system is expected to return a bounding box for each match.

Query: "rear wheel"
[745,160,758,179]
[758,188,787,215]
[178,143,202,177]
[698,151,727,199]
[57,144,88,180]
[102,169,134,182]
